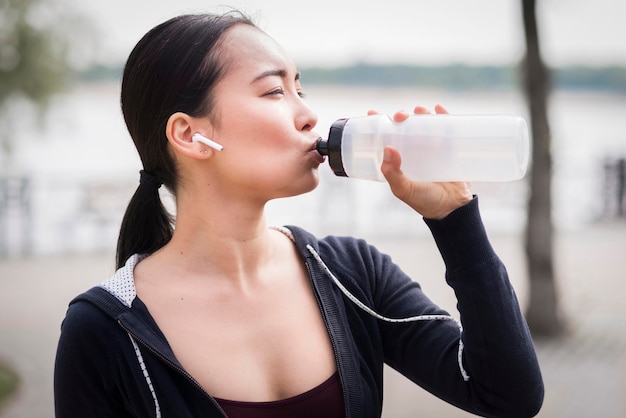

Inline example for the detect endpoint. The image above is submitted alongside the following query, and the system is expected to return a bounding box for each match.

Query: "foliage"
[555,66,626,92]
[0,363,19,409]
[0,0,91,159]
[301,63,519,90]
[79,62,626,94]
[78,63,124,82]
[300,63,626,93]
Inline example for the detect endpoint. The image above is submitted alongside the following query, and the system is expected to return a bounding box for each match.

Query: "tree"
[520,0,565,336]
[0,0,90,167]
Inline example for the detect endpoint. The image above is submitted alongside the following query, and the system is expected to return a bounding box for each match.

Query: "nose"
[296,99,318,132]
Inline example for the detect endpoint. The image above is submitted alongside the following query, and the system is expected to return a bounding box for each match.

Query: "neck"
[157,191,277,281]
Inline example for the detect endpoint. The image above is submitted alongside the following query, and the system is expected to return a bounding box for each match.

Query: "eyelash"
[267,88,307,99]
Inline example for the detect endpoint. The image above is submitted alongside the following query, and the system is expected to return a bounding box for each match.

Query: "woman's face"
[205,24,323,201]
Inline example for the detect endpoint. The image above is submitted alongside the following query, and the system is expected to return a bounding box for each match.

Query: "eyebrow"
[251,69,301,83]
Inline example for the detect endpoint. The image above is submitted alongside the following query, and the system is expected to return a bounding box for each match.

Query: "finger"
[367,109,379,115]
[381,146,402,173]
[434,104,449,114]
[392,110,410,122]
[413,106,431,115]
[380,146,409,195]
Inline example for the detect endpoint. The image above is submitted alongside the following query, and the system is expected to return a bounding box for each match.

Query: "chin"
[302,171,321,193]
[276,171,320,199]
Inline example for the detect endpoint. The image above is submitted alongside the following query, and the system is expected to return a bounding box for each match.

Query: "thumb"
[381,146,409,194]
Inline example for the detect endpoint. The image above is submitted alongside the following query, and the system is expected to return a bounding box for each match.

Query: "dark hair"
[116,12,255,268]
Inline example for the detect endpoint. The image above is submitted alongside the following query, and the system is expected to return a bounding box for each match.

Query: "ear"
[165,112,213,159]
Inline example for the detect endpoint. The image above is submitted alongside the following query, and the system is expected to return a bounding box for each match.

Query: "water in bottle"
[316,113,529,182]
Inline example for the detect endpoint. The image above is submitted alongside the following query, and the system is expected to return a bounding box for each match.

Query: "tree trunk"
[521,0,564,337]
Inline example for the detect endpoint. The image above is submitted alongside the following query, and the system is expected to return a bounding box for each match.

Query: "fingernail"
[383,147,392,162]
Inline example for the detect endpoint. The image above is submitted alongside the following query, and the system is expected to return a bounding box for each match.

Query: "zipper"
[304,256,351,418]
[275,225,352,417]
[117,320,229,418]
[114,233,349,418]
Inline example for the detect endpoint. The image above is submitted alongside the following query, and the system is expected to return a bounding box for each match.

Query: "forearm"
[424,196,544,417]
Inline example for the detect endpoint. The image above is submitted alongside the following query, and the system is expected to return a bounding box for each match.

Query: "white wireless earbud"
[192,133,224,151]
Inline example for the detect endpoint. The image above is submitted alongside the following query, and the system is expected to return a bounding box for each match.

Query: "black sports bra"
[214,371,344,417]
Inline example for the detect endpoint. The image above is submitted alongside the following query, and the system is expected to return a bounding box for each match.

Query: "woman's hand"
[369,104,473,220]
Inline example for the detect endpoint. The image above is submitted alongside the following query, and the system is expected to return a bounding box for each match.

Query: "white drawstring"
[306,244,470,382]
[128,334,162,417]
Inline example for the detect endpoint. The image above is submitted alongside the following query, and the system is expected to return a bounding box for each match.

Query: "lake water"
[2,83,625,255]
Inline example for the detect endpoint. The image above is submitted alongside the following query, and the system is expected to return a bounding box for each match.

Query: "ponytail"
[115,170,173,269]
[116,13,255,268]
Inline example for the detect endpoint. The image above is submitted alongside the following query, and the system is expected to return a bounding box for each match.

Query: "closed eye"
[265,88,307,99]
[266,88,285,96]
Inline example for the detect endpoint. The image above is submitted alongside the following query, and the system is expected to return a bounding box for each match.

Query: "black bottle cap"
[316,118,349,177]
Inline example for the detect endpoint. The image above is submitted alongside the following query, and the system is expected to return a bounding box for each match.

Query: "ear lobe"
[166,112,212,159]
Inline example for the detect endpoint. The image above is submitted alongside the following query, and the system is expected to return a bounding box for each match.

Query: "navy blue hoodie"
[54,198,544,417]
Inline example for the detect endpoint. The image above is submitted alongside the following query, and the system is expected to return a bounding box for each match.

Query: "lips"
[313,150,326,164]
[309,138,326,164]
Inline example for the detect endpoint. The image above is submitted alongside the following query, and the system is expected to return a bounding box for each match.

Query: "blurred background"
[1,0,625,417]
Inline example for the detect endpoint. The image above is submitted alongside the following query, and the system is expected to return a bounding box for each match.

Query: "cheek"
[233,122,294,157]
[221,106,290,146]
[251,110,293,145]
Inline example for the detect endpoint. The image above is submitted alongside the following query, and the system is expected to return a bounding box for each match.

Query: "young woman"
[54,12,544,418]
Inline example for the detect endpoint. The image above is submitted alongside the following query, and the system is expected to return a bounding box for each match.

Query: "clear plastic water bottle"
[316,113,529,182]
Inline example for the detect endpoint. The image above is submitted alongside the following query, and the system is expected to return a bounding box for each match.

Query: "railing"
[602,157,626,218]
[0,176,33,256]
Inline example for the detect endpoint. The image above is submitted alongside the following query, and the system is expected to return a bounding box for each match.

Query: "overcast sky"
[69,0,625,68]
